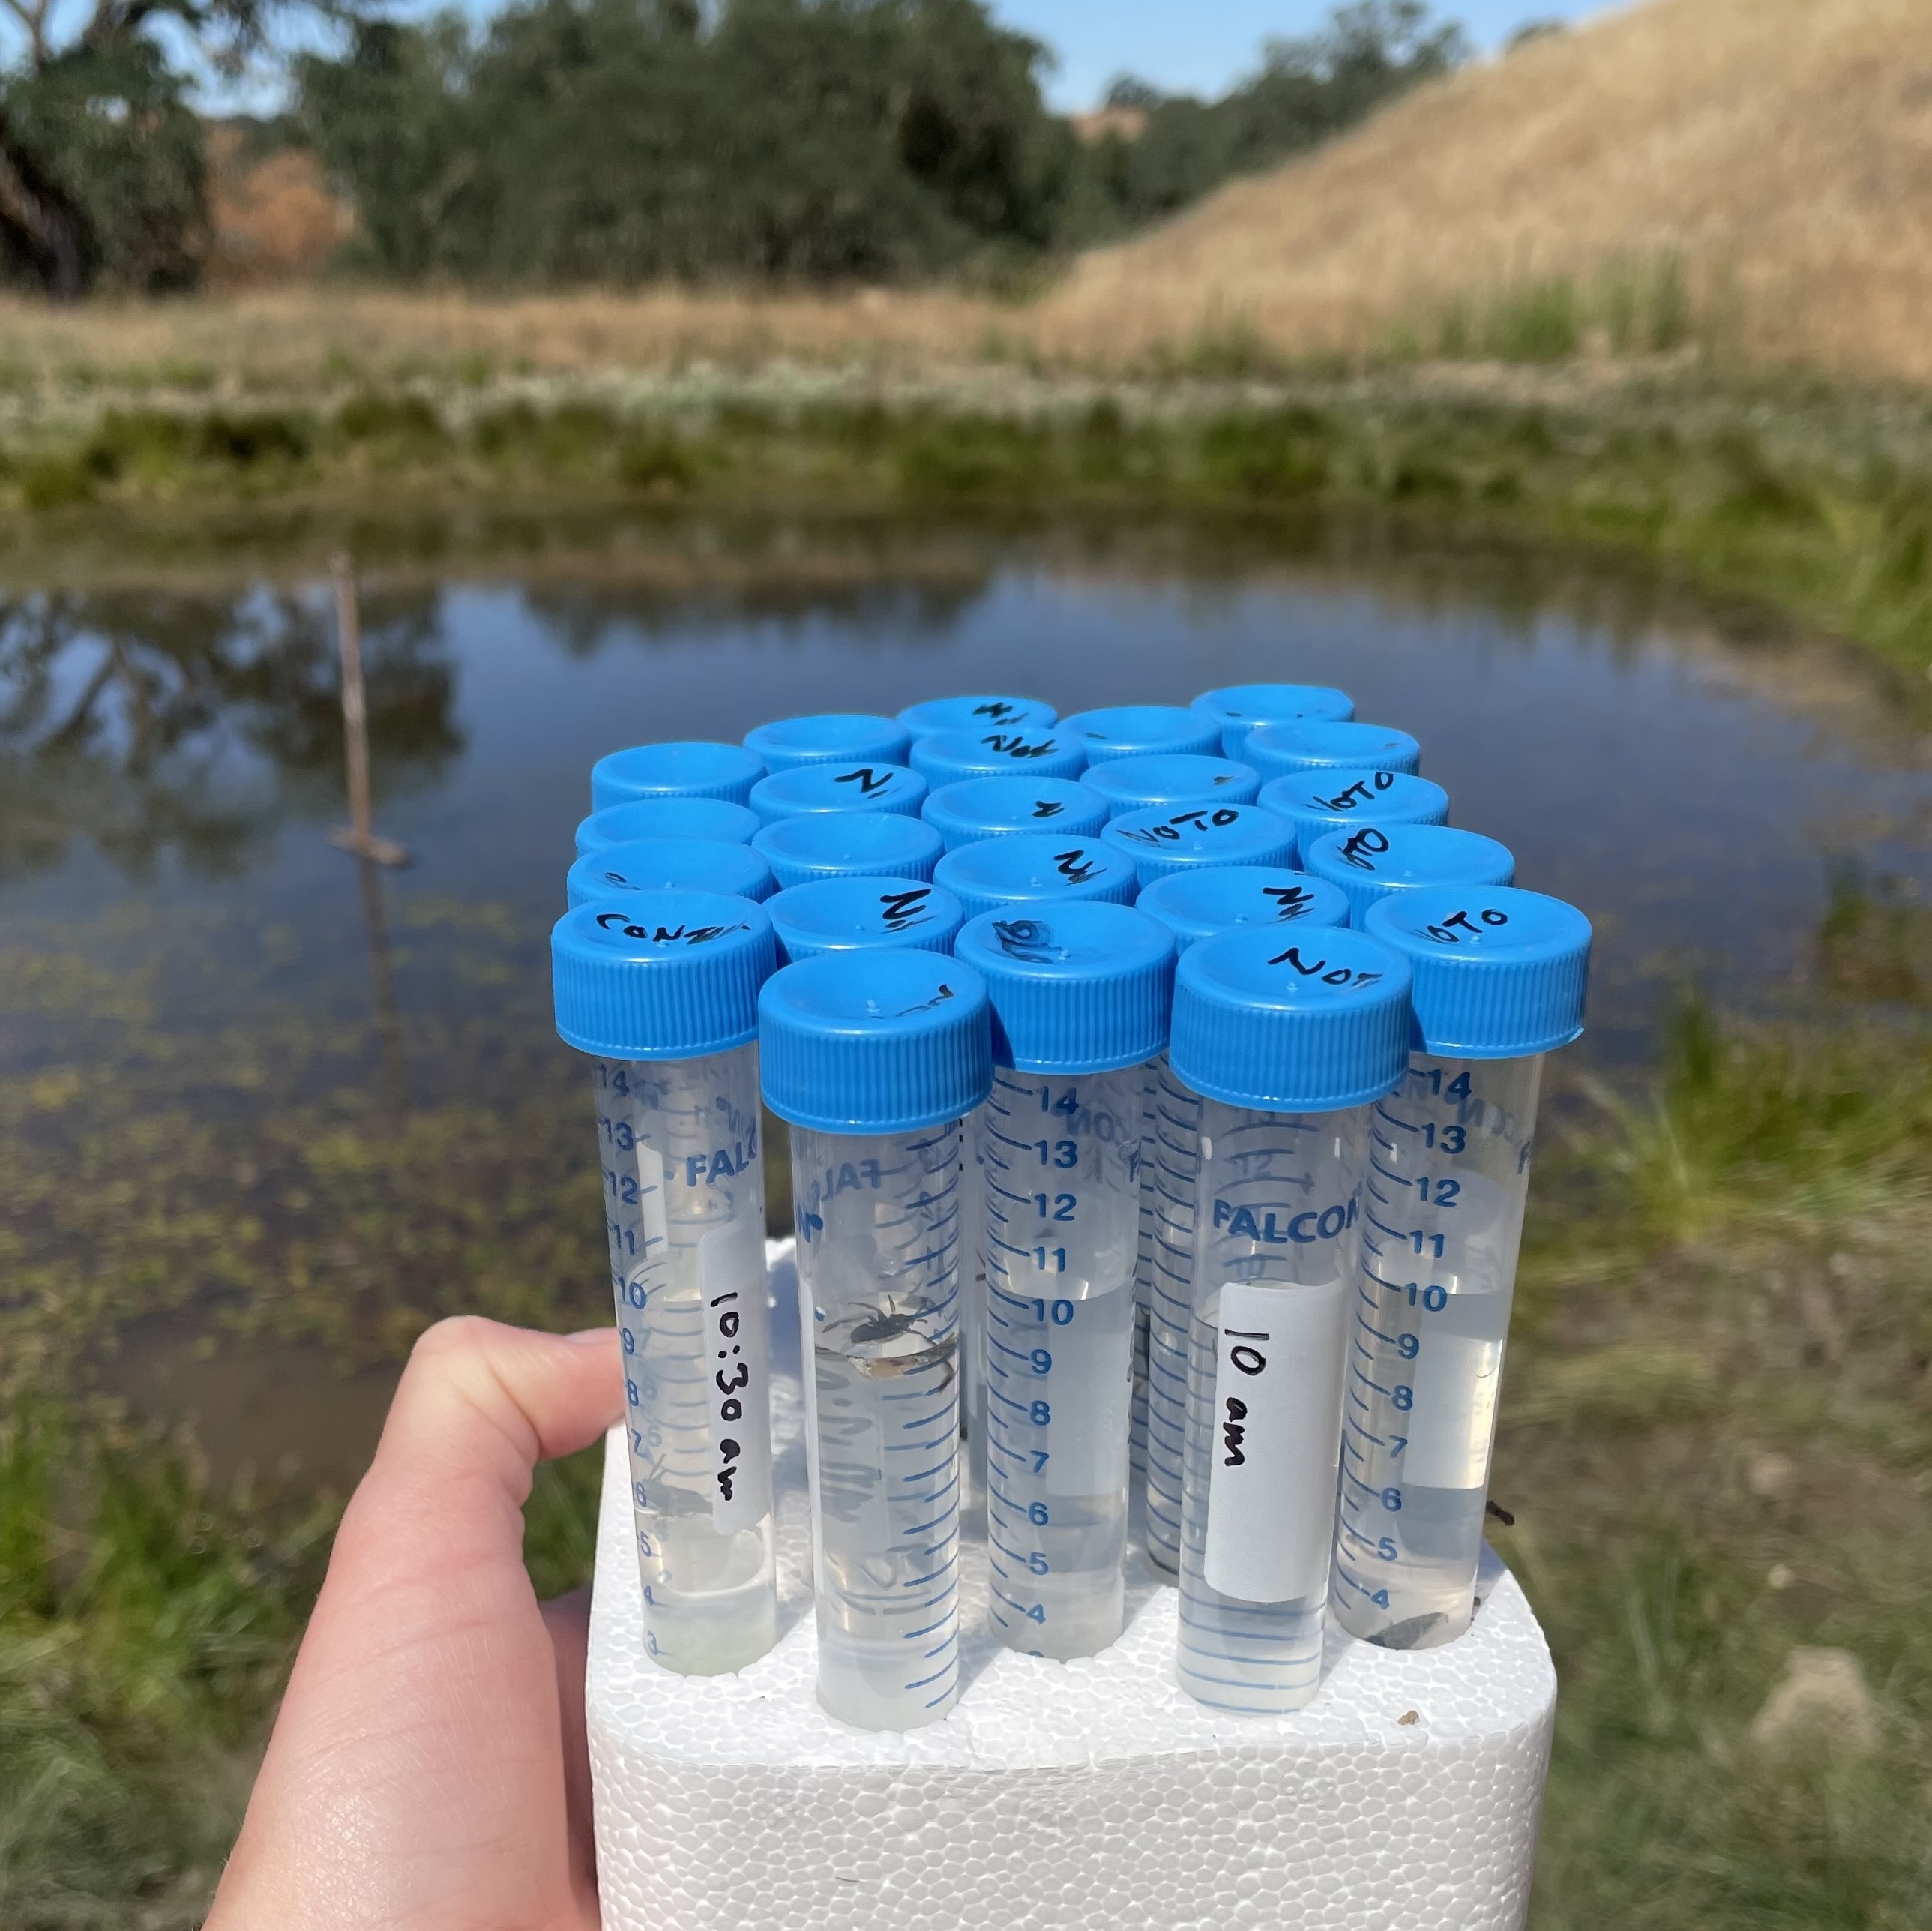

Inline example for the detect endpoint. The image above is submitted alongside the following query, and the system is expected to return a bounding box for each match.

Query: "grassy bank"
[6,365,1932,682]
[0,1405,603,1929]
[1507,1000,1932,1926]
[6,955,1931,1922]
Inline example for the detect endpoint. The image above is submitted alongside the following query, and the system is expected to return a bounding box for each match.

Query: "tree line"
[0,0,1464,296]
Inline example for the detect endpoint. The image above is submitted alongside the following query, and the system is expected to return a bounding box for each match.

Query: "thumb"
[338,1315,622,1579]
[210,1319,622,1930]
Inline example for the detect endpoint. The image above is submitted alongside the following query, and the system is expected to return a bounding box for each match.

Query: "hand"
[208,1318,622,1931]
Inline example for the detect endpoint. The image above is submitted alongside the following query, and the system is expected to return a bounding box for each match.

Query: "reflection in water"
[521,571,991,660]
[0,586,463,880]
[1,520,1928,1486]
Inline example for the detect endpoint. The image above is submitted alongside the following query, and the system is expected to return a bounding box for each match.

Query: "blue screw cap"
[753,811,942,891]
[768,877,964,964]
[1303,823,1517,928]
[1191,683,1355,758]
[1364,886,1590,1060]
[909,727,1088,787]
[921,776,1110,853]
[1170,925,1412,1114]
[1080,753,1260,820]
[954,903,1175,1075]
[589,740,765,811]
[574,796,762,857]
[1059,704,1222,765]
[1242,719,1422,784]
[933,832,1138,922]
[1101,799,1298,886]
[749,761,928,826]
[1257,769,1450,848]
[759,949,993,1135]
[1137,866,1351,948]
[898,694,1057,739]
[744,713,912,773]
[553,889,775,1060]
[565,838,776,910]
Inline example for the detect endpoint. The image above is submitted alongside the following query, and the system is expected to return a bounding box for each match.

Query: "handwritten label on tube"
[1203,1276,1348,1604]
[699,1215,773,1533]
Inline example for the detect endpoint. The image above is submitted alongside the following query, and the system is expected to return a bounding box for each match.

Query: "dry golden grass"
[6,0,1932,391]
[0,284,1011,391]
[1035,0,1932,383]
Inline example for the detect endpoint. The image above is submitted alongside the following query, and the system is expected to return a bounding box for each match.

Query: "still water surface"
[4,526,1928,1480]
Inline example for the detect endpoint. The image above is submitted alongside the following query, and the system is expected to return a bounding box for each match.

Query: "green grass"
[1564,997,1932,1246]
[1423,259,1694,366]
[1499,999,1932,1927]
[7,370,1932,679]
[0,1407,604,1930]
[4,762,1932,1922]
[6,915,1932,1922]
[0,1413,331,1928]
[1525,1522,1932,1927]
[0,878,616,1931]
[9,991,1931,1925]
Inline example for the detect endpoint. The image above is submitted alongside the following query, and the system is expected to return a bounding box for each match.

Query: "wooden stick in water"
[328,553,408,868]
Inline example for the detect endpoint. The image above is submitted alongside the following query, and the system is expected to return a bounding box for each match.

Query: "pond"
[4,515,1928,1489]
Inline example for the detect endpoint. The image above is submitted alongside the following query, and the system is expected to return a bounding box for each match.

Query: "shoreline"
[3,364,1931,683]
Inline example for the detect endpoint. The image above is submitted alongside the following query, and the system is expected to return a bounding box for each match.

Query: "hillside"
[1037,0,1932,385]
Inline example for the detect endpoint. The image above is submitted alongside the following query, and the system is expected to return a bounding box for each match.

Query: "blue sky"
[996,0,1613,109]
[1,0,1616,112]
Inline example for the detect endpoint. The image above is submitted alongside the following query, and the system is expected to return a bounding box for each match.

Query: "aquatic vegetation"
[1,523,1929,1920]
[5,903,1931,1921]
[0,895,795,1404]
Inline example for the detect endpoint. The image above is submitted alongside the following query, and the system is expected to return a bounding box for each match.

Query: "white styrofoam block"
[589,1240,1555,1931]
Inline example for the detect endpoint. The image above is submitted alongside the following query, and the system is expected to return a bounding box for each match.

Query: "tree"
[1259,0,1467,115]
[297,0,1076,285]
[1102,75,1162,112]
[0,0,293,295]
[1065,0,1467,239]
[294,16,478,281]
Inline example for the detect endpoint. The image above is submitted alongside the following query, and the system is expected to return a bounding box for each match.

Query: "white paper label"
[1203,1276,1348,1604]
[698,1214,772,1533]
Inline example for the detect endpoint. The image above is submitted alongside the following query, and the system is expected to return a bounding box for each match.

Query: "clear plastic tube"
[1176,1097,1367,1714]
[1331,1051,1542,1649]
[1129,1064,1158,1487]
[980,1063,1143,1658]
[963,1102,989,1501]
[594,1045,777,1675]
[791,1120,966,1729]
[1142,1054,1200,1576]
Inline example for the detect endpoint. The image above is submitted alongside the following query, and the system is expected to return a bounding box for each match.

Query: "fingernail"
[565,1326,613,1346]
